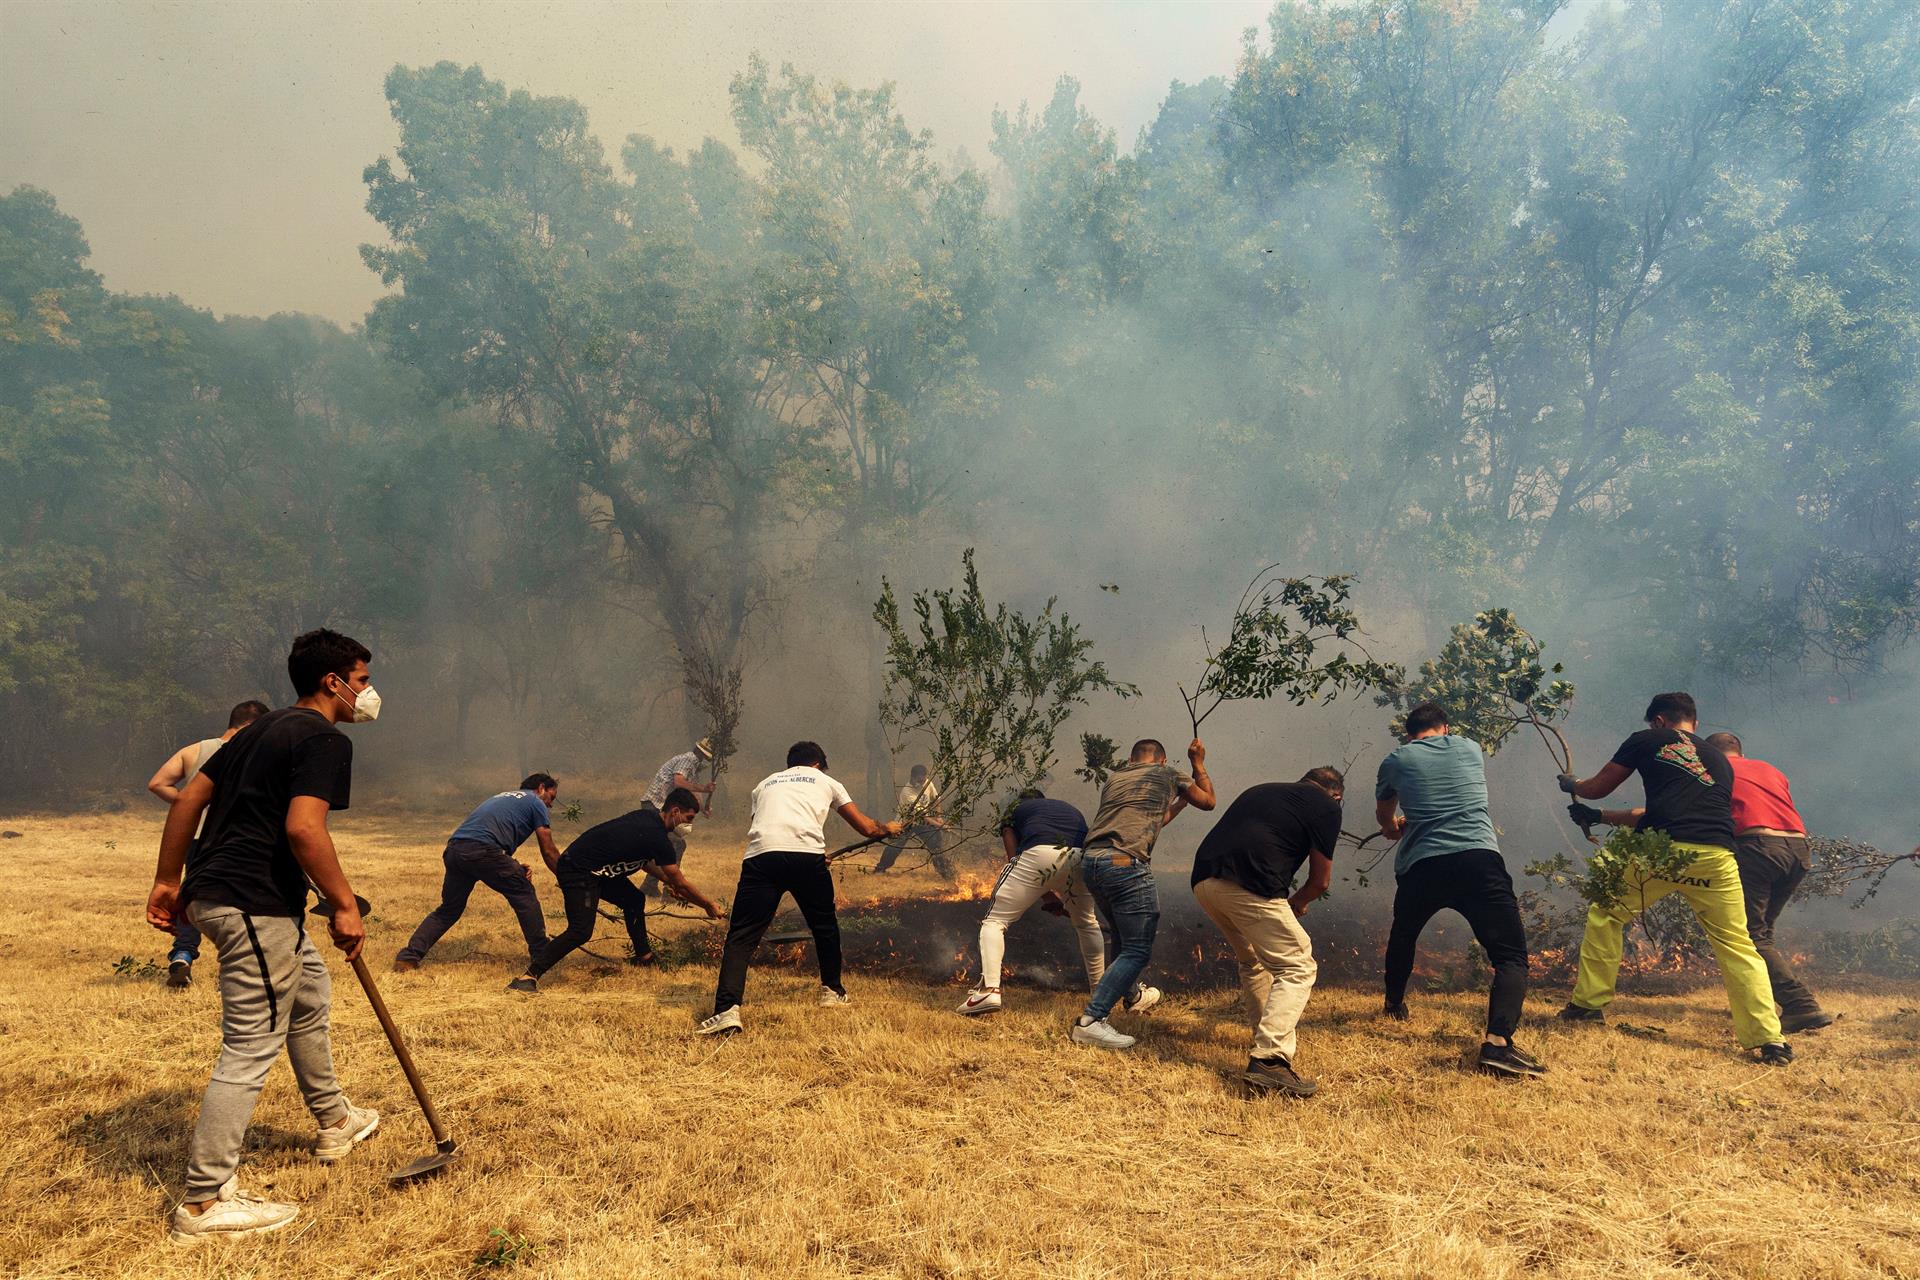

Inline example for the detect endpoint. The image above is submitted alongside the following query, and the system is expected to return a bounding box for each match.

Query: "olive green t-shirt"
[1085,761,1192,865]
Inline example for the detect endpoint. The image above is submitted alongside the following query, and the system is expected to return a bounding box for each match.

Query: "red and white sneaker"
[957,988,1002,1016]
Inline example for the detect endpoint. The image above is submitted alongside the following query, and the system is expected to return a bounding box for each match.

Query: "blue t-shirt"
[1004,797,1088,853]
[449,790,551,852]
[1375,735,1499,877]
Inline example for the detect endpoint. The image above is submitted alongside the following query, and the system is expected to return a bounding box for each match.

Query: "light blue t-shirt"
[1375,735,1499,877]
[449,790,551,852]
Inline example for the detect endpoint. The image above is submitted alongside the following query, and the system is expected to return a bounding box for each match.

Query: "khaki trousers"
[1193,876,1318,1061]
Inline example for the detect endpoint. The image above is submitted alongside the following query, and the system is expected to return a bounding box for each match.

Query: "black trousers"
[1733,834,1823,1017]
[398,839,550,966]
[527,868,650,977]
[713,851,842,1014]
[1384,848,1528,1038]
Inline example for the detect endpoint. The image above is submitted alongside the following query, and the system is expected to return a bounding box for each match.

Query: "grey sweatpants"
[184,901,349,1200]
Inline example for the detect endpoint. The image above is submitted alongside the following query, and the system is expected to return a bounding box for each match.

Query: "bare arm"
[1375,794,1407,840]
[837,802,903,841]
[533,826,560,874]
[672,771,716,798]
[1001,826,1018,860]
[1569,761,1633,801]
[1289,851,1335,916]
[146,746,193,805]
[286,795,364,961]
[146,771,214,931]
[1181,739,1217,811]
[652,862,723,919]
[1599,806,1645,826]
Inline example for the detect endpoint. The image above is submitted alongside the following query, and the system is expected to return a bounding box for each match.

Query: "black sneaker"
[1243,1055,1318,1098]
[627,951,657,967]
[166,961,192,990]
[1557,1002,1605,1024]
[506,977,538,994]
[1382,999,1410,1021]
[1755,1041,1793,1066]
[1477,1041,1547,1078]
[1780,1010,1835,1034]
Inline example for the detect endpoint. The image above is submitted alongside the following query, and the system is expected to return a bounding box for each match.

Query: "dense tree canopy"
[2,0,1915,799]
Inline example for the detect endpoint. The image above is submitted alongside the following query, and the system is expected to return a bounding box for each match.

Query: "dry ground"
[2,807,1917,1280]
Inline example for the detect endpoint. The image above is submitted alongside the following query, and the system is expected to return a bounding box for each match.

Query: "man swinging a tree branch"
[1557,691,1792,1064]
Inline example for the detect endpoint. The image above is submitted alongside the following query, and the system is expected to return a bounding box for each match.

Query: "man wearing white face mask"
[145,628,382,1245]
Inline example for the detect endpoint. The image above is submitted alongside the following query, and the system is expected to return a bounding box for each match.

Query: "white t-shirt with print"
[744,766,854,858]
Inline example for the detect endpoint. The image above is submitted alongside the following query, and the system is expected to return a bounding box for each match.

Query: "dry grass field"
[2,805,1917,1279]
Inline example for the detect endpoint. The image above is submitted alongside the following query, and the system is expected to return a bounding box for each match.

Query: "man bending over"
[510,788,722,991]
[1191,767,1344,1096]
[393,775,560,973]
[1558,692,1791,1064]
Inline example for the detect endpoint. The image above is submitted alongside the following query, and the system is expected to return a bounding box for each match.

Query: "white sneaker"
[1070,1017,1136,1050]
[695,1006,743,1036]
[957,988,1002,1016]
[1123,985,1162,1014]
[314,1101,380,1164]
[818,987,851,1007]
[168,1177,297,1246]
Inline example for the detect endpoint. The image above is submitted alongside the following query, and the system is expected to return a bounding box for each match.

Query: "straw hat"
[695,737,715,760]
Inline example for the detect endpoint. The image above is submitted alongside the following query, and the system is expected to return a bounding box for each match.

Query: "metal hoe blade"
[310,890,461,1187]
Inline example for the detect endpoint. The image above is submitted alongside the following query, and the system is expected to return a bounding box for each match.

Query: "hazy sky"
[2,0,1294,325]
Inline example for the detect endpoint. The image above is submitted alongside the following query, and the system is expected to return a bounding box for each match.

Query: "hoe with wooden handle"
[308,890,458,1184]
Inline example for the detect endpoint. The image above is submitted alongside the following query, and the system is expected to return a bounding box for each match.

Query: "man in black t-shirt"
[144,629,384,1245]
[1189,768,1344,1098]
[510,788,723,992]
[1557,691,1790,1063]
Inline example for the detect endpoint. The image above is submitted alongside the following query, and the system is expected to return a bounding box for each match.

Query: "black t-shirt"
[1190,782,1343,899]
[558,808,679,879]
[1610,728,1736,847]
[181,707,353,918]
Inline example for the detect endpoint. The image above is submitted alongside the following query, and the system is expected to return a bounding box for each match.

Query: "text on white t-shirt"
[744,767,854,857]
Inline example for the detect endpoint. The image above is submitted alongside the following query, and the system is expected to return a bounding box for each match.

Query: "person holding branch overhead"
[1068,736,1215,1050]
[143,628,384,1245]
[1557,692,1792,1064]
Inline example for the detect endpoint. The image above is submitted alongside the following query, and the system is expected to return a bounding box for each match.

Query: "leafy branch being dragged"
[872,549,1137,862]
[1522,826,1704,957]
[1799,836,1920,908]
[1178,568,1400,737]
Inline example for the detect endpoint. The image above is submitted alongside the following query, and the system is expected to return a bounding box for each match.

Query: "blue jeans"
[1080,850,1160,1022]
[170,918,201,964]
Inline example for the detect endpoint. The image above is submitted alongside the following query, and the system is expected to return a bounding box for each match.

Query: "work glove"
[1567,802,1604,828]
[1556,773,1580,795]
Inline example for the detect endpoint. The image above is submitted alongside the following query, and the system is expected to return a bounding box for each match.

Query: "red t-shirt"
[1726,757,1805,833]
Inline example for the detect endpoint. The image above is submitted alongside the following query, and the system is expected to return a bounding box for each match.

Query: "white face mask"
[330,677,382,723]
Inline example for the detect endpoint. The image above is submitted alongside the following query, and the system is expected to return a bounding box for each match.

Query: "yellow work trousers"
[1570,840,1783,1049]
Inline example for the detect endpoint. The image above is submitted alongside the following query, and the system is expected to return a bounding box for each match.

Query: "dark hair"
[1016,787,1045,801]
[1129,738,1166,763]
[910,764,929,781]
[228,699,270,729]
[662,786,699,812]
[521,772,557,792]
[287,628,371,697]
[1404,702,1450,738]
[1704,732,1742,757]
[1301,766,1345,793]
[1643,691,1698,725]
[787,740,828,769]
